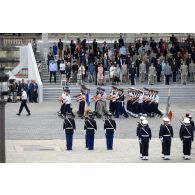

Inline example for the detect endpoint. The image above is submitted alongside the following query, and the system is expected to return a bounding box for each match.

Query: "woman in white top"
[60,60,66,75]
[109,64,116,82]
[120,61,128,83]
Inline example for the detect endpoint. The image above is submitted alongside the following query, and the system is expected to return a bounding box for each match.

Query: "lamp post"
[0,65,9,163]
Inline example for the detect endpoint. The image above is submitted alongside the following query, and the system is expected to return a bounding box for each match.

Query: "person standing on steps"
[16,88,31,116]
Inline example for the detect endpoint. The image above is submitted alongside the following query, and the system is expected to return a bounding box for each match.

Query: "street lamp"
[0,65,9,163]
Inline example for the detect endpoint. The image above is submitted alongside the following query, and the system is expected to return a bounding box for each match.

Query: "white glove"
[104,130,106,134]
[139,139,142,144]
[160,137,163,143]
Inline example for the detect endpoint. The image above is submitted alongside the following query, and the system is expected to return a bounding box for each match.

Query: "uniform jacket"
[84,118,97,134]
[138,124,152,139]
[159,124,173,138]
[179,124,194,141]
[104,119,116,133]
[63,118,76,134]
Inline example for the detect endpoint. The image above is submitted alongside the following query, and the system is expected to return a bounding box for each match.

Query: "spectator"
[33,80,38,103]
[72,60,79,83]
[88,62,95,83]
[113,64,121,85]
[97,63,104,85]
[109,63,116,82]
[58,39,63,59]
[53,43,58,56]
[165,62,172,85]
[49,60,57,83]
[65,62,71,83]
[32,38,37,56]
[9,79,18,103]
[121,60,128,83]
[59,60,65,75]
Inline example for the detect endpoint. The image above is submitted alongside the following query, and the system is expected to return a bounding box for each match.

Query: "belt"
[106,128,114,129]
[183,136,191,138]
[87,128,94,130]
[66,128,73,129]
[163,135,171,137]
[141,135,149,137]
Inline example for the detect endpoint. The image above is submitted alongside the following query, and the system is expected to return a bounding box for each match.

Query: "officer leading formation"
[62,111,194,160]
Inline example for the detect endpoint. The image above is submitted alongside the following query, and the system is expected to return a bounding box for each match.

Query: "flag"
[85,89,91,106]
[166,88,173,121]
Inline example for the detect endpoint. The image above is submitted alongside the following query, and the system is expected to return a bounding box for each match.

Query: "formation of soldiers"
[63,112,194,160]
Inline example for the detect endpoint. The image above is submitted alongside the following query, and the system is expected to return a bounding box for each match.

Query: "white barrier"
[7,43,43,102]
[27,43,43,103]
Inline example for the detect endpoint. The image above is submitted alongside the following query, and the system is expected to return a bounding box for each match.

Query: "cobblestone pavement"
[5,101,195,140]
[6,139,195,163]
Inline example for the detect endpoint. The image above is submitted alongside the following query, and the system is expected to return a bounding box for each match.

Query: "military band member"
[104,112,116,150]
[75,90,86,118]
[159,117,173,160]
[138,119,152,160]
[62,89,72,117]
[136,116,146,158]
[63,112,76,150]
[108,86,118,115]
[115,88,128,118]
[84,112,97,150]
[153,91,163,117]
[179,118,194,160]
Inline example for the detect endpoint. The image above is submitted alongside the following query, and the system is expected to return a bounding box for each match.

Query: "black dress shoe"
[16,113,20,116]
[26,113,31,116]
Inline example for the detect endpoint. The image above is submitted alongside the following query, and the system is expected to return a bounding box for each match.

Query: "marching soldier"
[148,63,156,85]
[108,86,118,115]
[159,117,173,160]
[84,112,97,150]
[139,60,146,82]
[180,61,188,85]
[179,118,194,160]
[136,116,146,158]
[138,119,152,160]
[104,112,116,150]
[63,112,76,150]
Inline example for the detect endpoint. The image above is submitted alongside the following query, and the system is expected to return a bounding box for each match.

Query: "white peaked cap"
[163,117,170,122]
[140,116,146,121]
[184,118,190,124]
[142,119,148,125]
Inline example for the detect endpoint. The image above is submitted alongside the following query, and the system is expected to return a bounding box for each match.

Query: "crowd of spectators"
[8,79,38,103]
[47,34,195,86]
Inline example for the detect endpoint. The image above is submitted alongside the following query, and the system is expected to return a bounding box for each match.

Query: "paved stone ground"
[4,101,195,163]
[6,139,195,163]
[5,101,195,139]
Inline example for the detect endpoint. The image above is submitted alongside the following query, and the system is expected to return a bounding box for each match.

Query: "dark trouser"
[157,72,161,82]
[29,91,34,102]
[165,75,170,85]
[50,71,56,83]
[33,91,38,103]
[141,137,150,157]
[139,141,142,155]
[86,133,95,150]
[183,138,192,155]
[138,103,145,114]
[85,134,88,148]
[66,132,73,150]
[153,103,162,116]
[19,100,30,114]
[162,136,172,155]
[62,104,71,116]
[173,71,177,82]
[79,101,85,116]
[109,101,116,114]
[131,74,135,85]
[106,132,114,149]
[115,102,128,118]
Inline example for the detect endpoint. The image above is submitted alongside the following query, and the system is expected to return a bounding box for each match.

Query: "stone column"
[42,33,48,43]
[125,33,135,43]
[0,100,6,163]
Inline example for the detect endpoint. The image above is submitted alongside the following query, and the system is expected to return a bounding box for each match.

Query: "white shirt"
[64,95,71,104]
[60,63,65,71]
[21,90,27,100]
[49,62,57,72]
[119,46,126,55]
[154,95,159,103]
[61,93,66,100]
